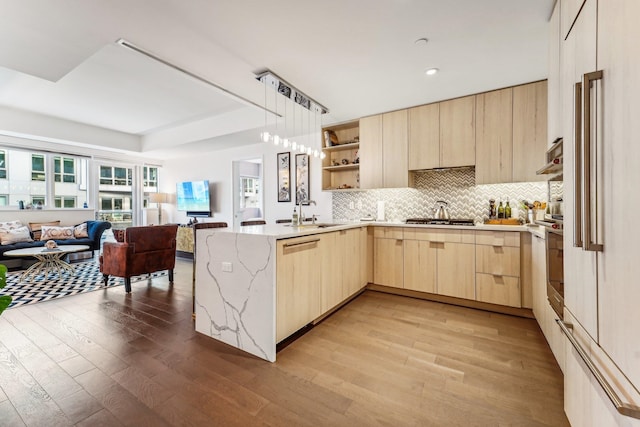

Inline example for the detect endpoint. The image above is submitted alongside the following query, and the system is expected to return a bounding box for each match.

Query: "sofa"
[0,220,112,261]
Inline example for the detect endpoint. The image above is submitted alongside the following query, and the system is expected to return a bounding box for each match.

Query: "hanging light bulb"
[313,149,319,158]
[273,134,280,145]
[299,144,306,153]
[306,146,312,155]
[261,131,270,143]
[291,141,297,150]
[320,151,326,160]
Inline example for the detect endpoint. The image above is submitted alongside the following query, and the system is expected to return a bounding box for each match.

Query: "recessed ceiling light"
[425,68,439,76]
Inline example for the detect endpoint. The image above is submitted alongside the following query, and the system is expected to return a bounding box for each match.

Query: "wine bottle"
[497,201,505,219]
[505,199,512,218]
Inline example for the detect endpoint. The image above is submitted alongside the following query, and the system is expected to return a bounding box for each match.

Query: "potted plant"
[0,264,11,315]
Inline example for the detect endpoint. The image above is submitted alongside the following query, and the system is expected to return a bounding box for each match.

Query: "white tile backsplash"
[332,168,562,223]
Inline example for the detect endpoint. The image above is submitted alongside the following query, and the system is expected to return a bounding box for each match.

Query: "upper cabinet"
[408,103,439,170]
[548,3,562,145]
[512,81,548,182]
[476,87,513,185]
[408,96,476,170]
[382,110,409,188]
[360,111,408,189]
[475,81,548,185]
[439,95,476,168]
[359,115,383,189]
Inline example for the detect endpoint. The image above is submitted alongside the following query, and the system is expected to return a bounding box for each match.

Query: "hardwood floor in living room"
[0,258,569,426]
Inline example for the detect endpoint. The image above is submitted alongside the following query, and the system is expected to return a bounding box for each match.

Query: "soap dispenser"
[292,206,299,225]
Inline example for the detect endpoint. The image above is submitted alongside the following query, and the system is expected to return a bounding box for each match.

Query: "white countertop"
[204,221,539,239]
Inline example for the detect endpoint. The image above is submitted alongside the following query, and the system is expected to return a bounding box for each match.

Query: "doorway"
[232,158,263,226]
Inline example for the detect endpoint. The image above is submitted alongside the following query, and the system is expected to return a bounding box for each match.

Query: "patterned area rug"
[1,261,167,309]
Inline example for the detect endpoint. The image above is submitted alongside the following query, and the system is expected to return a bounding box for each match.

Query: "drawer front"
[403,227,474,243]
[373,226,404,239]
[476,245,521,276]
[475,230,520,247]
[476,273,521,307]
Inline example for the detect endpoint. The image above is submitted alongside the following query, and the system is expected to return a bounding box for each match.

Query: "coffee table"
[4,245,90,282]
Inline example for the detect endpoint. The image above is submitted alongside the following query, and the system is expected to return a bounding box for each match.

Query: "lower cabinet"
[278,227,369,343]
[402,228,475,299]
[475,231,521,307]
[276,235,323,342]
[373,227,404,288]
[323,228,367,312]
[531,232,565,372]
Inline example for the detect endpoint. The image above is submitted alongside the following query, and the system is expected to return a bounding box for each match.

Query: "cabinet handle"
[557,320,640,419]
[582,70,604,252]
[574,82,583,248]
[283,238,320,248]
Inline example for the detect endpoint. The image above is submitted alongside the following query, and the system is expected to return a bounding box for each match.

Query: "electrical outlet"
[357,200,363,210]
[222,262,233,272]
[349,201,355,209]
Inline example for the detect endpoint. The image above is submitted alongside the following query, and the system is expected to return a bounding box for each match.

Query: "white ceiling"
[0,0,554,159]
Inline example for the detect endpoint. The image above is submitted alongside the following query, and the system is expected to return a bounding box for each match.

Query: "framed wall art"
[295,154,309,205]
[277,152,291,202]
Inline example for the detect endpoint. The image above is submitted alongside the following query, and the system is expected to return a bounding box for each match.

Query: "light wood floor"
[0,258,569,426]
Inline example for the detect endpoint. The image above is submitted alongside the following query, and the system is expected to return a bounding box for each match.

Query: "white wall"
[162,140,332,226]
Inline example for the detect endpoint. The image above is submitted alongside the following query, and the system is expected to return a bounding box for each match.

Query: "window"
[240,176,260,209]
[143,166,158,189]
[0,195,7,206]
[100,166,132,186]
[31,154,45,181]
[54,157,76,183]
[54,196,76,208]
[31,196,45,206]
[0,151,6,179]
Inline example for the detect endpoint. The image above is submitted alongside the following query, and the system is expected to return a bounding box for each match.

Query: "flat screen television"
[176,180,211,217]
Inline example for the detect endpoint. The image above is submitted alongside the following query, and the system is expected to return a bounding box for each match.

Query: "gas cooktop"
[405,218,475,226]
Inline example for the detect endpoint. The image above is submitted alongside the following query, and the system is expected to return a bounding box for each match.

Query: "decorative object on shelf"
[149,192,170,224]
[295,154,310,205]
[324,130,338,147]
[45,240,58,250]
[256,70,328,159]
[277,152,291,202]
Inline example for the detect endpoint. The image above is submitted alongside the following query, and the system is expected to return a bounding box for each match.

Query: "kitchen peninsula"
[194,221,530,362]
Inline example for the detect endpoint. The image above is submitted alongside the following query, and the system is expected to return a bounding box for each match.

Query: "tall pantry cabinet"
[559,0,640,424]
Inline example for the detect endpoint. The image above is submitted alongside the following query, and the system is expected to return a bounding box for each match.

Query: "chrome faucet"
[299,199,316,225]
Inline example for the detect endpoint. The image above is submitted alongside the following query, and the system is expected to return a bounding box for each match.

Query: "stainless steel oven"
[546,228,564,319]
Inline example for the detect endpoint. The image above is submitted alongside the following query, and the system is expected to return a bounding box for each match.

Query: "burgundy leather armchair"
[99,224,179,293]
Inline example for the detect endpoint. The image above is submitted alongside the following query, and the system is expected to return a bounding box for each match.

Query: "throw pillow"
[74,223,89,238]
[0,220,23,230]
[29,220,61,240]
[113,229,125,242]
[40,226,76,241]
[0,226,33,245]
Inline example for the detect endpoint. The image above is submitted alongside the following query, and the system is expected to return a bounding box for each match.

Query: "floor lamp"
[149,192,169,224]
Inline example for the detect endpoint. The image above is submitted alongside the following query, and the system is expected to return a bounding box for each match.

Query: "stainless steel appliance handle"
[557,320,640,419]
[574,82,583,248]
[583,70,604,252]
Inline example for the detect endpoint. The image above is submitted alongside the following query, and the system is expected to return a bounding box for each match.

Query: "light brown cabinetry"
[360,112,408,189]
[439,95,476,167]
[512,81,548,182]
[359,115,383,189]
[561,0,586,39]
[373,227,404,288]
[276,235,323,342]
[403,228,475,299]
[475,81,548,184]
[475,88,513,185]
[408,103,439,170]
[321,121,360,190]
[321,228,367,312]
[382,110,409,187]
[548,2,562,146]
[475,231,521,307]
